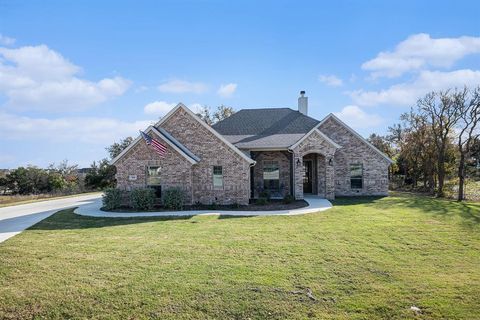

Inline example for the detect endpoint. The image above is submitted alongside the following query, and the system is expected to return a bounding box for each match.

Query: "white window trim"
[213,165,224,190]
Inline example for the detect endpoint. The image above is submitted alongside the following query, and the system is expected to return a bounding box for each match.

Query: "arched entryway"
[302,152,326,197]
[290,128,340,200]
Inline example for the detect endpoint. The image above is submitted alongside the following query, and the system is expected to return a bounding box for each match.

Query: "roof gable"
[110,126,199,165]
[290,128,342,150]
[317,113,394,164]
[156,103,255,164]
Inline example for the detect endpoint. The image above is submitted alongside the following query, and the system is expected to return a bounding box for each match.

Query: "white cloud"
[188,103,203,114]
[0,154,15,164]
[0,45,131,112]
[0,34,15,46]
[217,83,237,97]
[144,101,176,115]
[362,33,480,78]
[0,112,152,144]
[143,101,204,116]
[334,105,383,129]
[350,69,480,107]
[135,85,149,93]
[158,79,208,94]
[318,74,343,87]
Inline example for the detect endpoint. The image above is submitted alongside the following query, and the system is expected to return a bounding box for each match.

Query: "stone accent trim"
[291,130,338,200]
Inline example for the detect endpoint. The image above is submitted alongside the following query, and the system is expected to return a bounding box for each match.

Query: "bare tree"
[418,91,462,197]
[453,87,480,201]
[197,105,235,125]
[400,110,437,192]
[196,105,214,125]
[368,133,395,178]
[213,105,235,123]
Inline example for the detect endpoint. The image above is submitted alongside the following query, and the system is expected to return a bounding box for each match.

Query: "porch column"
[294,152,304,200]
[325,155,335,200]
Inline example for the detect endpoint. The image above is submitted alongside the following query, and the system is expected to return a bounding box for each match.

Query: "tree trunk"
[436,149,446,197]
[458,153,466,201]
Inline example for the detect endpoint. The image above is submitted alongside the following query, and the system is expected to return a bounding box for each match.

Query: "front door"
[303,160,313,194]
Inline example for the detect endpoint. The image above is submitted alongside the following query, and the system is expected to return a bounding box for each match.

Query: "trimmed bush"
[208,202,218,210]
[259,190,271,200]
[130,188,156,211]
[283,194,294,204]
[102,188,122,210]
[256,197,268,205]
[162,188,185,210]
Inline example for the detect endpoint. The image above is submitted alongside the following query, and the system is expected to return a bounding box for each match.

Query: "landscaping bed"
[101,199,308,212]
[102,187,305,212]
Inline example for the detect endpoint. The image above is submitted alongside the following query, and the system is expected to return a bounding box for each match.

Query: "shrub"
[283,194,294,204]
[208,202,218,210]
[259,190,271,200]
[130,188,156,211]
[231,202,241,209]
[256,197,268,205]
[162,188,185,210]
[102,188,122,210]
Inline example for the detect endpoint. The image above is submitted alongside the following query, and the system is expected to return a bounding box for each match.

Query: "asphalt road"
[0,193,102,243]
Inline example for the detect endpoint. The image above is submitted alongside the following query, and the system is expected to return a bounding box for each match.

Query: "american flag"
[140,131,167,157]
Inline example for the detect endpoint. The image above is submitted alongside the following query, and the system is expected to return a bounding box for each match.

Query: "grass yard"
[0,193,479,319]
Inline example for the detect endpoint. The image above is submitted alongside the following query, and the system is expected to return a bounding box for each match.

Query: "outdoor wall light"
[328,158,333,166]
[296,158,301,167]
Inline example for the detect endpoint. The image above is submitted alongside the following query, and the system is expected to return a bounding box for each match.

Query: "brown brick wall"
[319,117,390,196]
[115,108,390,204]
[159,107,251,205]
[115,131,194,203]
[251,151,291,198]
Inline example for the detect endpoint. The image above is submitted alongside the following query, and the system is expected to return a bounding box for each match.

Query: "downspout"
[249,160,256,200]
[288,148,295,198]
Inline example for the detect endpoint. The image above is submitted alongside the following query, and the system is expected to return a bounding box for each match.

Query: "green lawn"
[0,193,479,319]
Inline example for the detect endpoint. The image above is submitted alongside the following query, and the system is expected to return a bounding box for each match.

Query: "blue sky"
[1,0,480,168]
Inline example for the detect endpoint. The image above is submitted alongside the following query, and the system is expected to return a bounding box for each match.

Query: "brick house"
[111,92,393,205]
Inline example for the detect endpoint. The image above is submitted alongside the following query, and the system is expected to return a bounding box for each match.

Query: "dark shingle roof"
[212,108,319,136]
[212,108,320,149]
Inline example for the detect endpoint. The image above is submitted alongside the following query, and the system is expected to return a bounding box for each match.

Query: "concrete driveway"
[0,193,102,243]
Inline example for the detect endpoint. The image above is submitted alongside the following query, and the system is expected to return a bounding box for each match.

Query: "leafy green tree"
[0,176,8,194]
[6,166,50,194]
[106,137,134,159]
[85,159,117,190]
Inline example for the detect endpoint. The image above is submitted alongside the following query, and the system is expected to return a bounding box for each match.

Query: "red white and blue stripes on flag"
[140,131,167,157]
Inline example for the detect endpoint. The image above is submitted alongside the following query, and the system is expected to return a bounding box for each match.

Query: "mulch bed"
[103,200,308,213]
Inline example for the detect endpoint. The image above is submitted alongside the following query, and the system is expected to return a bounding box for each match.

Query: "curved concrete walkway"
[75,196,332,218]
[0,193,102,243]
